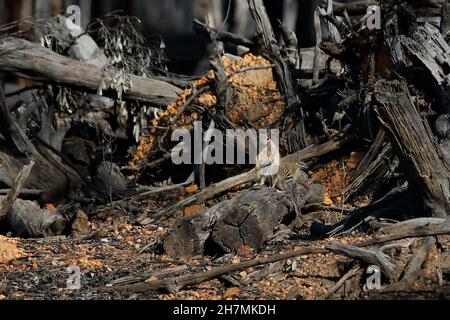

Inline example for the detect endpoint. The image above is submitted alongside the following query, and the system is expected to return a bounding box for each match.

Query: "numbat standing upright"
[255,138,308,191]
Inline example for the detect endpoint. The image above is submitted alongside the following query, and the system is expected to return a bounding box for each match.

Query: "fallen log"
[0,37,181,106]
[356,219,450,247]
[377,218,446,236]
[373,80,450,219]
[3,196,68,238]
[106,246,328,294]
[164,181,323,257]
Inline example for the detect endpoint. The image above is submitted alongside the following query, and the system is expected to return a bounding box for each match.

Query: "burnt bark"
[164,180,323,257]
[373,80,450,219]
[0,37,181,106]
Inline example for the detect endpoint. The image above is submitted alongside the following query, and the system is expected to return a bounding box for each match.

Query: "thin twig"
[0,161,35,220]
[319,265,361,299]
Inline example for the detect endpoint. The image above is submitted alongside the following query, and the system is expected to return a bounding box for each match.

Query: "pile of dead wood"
[0,0,450,295]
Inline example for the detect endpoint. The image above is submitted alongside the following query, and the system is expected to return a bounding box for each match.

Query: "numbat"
[255,139,309,191]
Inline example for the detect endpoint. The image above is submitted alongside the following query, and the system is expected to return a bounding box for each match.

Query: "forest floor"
[1,159,449,301]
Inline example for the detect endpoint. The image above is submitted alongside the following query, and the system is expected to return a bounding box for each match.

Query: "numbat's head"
[255,139,280,171]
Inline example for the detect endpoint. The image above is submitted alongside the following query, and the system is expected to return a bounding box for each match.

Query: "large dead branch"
[164,180,322,257]
[397,236,436,287]
[0,37,181,106]
[356,219,450,247]
[327,242,400,281]
[106,246,328,293]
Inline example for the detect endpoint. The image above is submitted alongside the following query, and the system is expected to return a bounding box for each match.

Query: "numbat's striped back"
[275,160,309,190]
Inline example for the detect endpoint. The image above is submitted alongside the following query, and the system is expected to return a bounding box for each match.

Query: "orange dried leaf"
[223,287,240,300]
[184,204,206,217]
[45,204,57,212]
[237,245,252,257]
[323,193,333,206]
[185,184,199,194]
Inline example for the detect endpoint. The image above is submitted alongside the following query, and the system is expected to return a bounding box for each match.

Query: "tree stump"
[164,177,323,257]
[373,80,450,219]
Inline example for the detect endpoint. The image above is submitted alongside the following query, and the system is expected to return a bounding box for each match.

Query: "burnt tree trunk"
[373,80,450,219]
[0,83,80,202]
[442,0,450,43]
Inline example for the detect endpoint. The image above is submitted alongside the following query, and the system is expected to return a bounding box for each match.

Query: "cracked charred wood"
[396,22,450,112]
[373,80,450,219]
[344,130,397,203]
[442,0,450,43]
[0,37,181,106]
[163,179,323,257]
[0,85,81,201]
